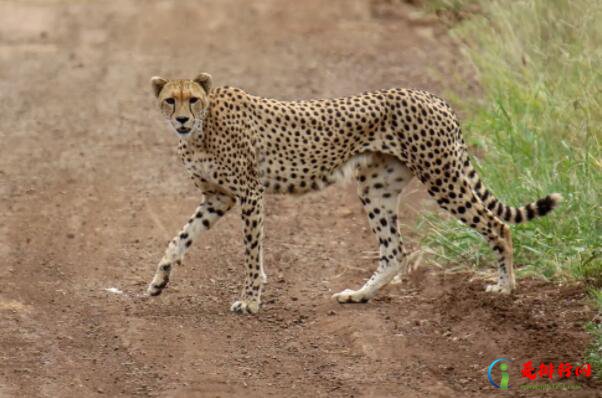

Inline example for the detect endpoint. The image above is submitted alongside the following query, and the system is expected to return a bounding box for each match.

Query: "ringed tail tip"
[535,193,563,217]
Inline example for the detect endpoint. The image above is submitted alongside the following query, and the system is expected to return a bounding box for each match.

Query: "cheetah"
[146,73,562,314]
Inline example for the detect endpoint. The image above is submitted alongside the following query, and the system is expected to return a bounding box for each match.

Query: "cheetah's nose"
[176,116,189,124]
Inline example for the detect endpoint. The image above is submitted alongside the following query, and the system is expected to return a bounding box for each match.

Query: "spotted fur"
[146,73,562,314]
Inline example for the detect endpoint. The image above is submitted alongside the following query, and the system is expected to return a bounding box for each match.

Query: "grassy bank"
[421,0,601,376]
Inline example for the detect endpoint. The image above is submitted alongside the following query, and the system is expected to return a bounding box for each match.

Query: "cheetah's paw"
[332,288,372,304]
[485,283,512,294]
[230,299,260,314]
[147,278,169,296]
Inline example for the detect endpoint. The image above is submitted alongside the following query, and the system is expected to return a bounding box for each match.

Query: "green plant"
[422,0,601,283]
[421,0,602,380]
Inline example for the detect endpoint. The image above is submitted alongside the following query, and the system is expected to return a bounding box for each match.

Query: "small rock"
[328,310,336,316]
[337,208,354,217]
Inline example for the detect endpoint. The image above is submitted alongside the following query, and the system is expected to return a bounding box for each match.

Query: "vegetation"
[421,0,601,377]
[421,0,601,286]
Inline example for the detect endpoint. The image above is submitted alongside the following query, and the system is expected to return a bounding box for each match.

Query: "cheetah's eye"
[164,98,175,105]
[189,97,199,104]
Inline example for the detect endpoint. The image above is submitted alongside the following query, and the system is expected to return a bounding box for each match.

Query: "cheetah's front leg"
[147,192,235,296]
[230,192,266,314]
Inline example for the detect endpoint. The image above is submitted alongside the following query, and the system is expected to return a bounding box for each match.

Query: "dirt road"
[0,0,598,396]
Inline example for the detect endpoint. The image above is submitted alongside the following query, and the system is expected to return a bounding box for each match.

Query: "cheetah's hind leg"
[423,169,515,294]
[333,154,413,303]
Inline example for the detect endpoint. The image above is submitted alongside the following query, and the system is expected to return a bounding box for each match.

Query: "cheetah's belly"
[258,152,370,195]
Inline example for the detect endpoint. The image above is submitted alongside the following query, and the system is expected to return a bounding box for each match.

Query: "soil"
[0,0,599,397]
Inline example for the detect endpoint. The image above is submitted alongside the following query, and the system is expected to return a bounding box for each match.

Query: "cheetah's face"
[150,73,212,138]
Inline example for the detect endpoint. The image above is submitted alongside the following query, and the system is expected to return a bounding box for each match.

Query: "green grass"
[585,288,602,379]
[420,0,601,282]
[420,0,601,375]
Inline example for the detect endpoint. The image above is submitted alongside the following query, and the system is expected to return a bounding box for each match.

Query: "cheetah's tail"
[464,159,562,224]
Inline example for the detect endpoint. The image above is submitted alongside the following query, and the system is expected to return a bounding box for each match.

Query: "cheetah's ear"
[193,73,213,94]
[150,76,168,98]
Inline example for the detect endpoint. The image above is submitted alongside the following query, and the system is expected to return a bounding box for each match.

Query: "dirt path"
[0,1,598,397]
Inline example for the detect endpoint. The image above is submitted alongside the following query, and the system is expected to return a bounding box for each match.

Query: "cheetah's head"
[150,73,212,138]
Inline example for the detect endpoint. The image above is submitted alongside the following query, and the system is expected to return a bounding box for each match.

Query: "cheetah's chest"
[181,151,217,182]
